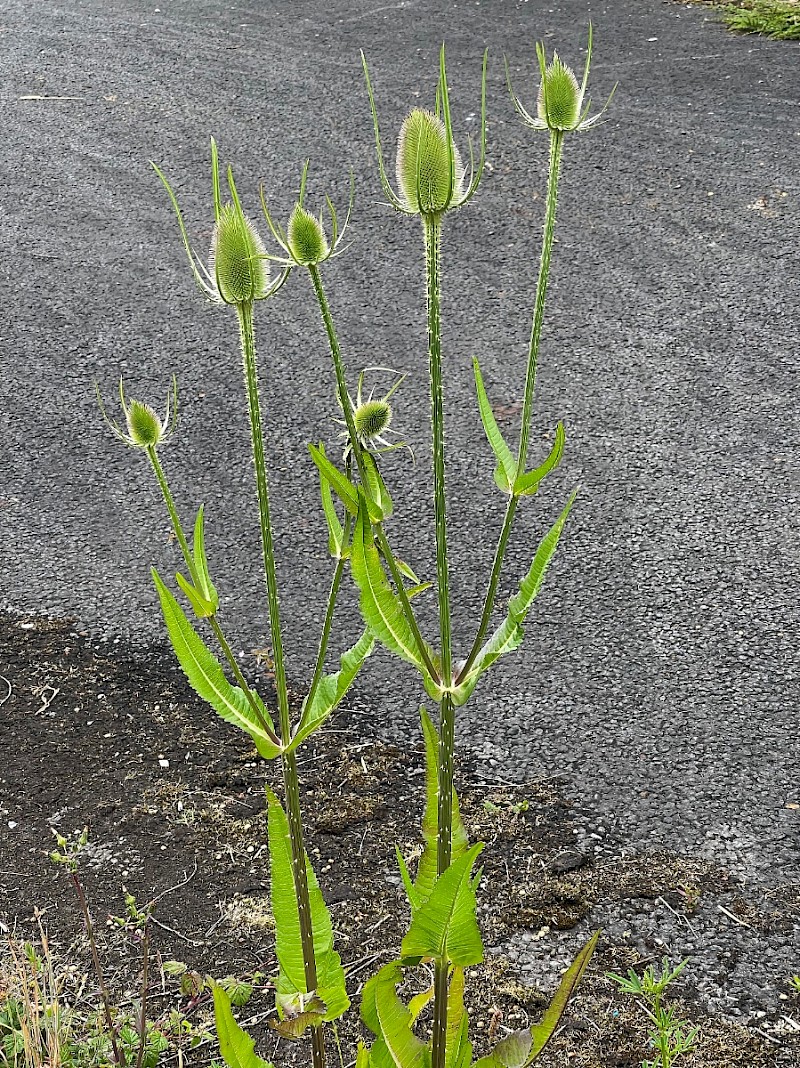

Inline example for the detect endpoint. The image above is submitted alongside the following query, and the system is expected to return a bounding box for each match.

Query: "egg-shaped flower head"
[362,43,488,218]
[96,376,178,451]
[258,159,354,270]
[152,138,288,307]
[506,24,615,135]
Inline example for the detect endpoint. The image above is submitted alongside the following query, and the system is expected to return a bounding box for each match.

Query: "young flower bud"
[209,204,271,305]
[537,53,582,131]
[126,400,164,448]
[396,109,465,215]
[354,398,392,444]
[287,203,330,266]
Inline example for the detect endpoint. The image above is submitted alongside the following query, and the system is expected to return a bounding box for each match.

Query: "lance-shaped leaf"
[361,962,431,1068]
[267,789,349,1024]
[287,629,375,752]
[350,492,439,696]
[412,708,470,907]
[309,443,359,516]
[316,442,345,557]
[473,358,516,494]
[175,503,220,618]
[513,423,565,497]
[451,491,577,706]
[472,931,599,1068]
[401,843,484,966]
[446,967,472,1068]
[362,451,394,520]
[152,569,281,758]
[212,982,274,1068]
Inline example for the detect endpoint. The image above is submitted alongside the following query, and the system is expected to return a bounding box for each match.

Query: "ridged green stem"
[423,213,454,1068]
[307,264,439,684]
[460,130,564,681]
[516,130,563,472]
[237,301,326,1068]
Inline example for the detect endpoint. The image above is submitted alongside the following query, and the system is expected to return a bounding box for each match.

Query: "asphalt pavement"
[1,0,798,885]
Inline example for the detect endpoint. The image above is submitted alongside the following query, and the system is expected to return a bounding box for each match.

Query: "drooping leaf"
[451,491,577,706]
[513,423,565,497]
[309,443,359,516]
[414,708,469,905]
[401,844,484,966]
[152,569,281,759]
[350,493,439,696]
[288,629,375,751]
[472,931,599,1068]
[362,451,394,520]
[473,358,516,494]
[212,982,274,1068]
[267,789,349,1025]
[445,967,472,1068]
[317,442,345,557]
[362,962,431,1068]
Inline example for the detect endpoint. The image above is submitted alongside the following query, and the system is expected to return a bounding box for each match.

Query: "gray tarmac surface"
[1,0,798,895]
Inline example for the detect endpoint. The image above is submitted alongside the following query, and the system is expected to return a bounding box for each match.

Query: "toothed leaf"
[212,982,273,1068]
[401,844,484,966]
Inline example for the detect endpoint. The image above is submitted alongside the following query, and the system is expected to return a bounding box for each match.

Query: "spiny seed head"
[355,398,392,443]
[396,108,465,215]
[209,204,270,305]
[537,53,582,131]
[287,204,330,265]
[125,400,164,447]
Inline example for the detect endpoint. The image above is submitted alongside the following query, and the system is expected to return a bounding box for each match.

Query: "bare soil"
[1,614,798,1066]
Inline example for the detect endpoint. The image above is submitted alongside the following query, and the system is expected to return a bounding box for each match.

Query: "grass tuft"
[722,0,800,39]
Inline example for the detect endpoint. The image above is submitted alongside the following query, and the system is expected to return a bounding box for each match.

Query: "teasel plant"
[98,141,384,1068]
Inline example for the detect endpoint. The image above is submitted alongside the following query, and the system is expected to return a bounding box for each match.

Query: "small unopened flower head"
[338,367,411,460]
[354,397,392,443]
[97,376,178,451]
[506,25,615,136]
[396,109,465,215]
[126,400,164,447]
[537,54,581,131]
[209,204,271,305]
[287,203,330,266]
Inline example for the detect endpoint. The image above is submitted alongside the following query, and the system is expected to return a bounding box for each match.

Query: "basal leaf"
[451,491,577,706]
[528,930,599,1059]
[317,442,345,557]
[472,931,599,1068]
[414,708,469,905]
[309,443,359,516]
[267,789,349,1024]
[212,982,274,1068]
[363,962,431,1068]
[288,629,375,752]
[152,569,281,758]
[473,357,516,494]
[513,423,565,497]
[445,967,472,1068]
[401,844,484,966]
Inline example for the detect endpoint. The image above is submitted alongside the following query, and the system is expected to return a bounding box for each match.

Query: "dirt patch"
[1,614,798,1066]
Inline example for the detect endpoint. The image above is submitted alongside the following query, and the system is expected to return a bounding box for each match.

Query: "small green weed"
[608,957,699,1068]
[722,0,800,39]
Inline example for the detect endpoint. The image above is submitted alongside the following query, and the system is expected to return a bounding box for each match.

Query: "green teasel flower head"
[152,138,290,306]
[96,375,178,451]
[506,24,615,134]
[362,43,488,218]
[338,367,412,460]
[259,159,354,269]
